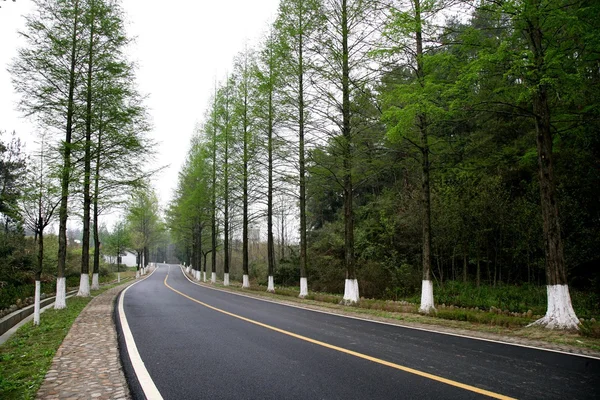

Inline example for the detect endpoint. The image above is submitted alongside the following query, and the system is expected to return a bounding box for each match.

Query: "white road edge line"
[118,266,164,400]
[179,267,600,361]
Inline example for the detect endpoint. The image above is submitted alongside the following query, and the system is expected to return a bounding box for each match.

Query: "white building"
[104,250,137,267]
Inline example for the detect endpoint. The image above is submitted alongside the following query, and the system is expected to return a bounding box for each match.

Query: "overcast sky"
[0,0,280,226]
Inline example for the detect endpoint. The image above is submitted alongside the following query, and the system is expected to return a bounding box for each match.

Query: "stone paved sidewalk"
[36,283,134,400]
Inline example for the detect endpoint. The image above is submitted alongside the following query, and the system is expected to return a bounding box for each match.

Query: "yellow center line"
[164,273,516,400]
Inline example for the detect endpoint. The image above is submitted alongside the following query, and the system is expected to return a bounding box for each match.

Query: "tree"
[0,131,27,226]
[312,0,381,303]
[379,0,462,313]
[11,0,87,309]
[254,29,283,292]
[275,0,324,297]
[217,79,234,286]
[454,0,600,328]
[20,135,60,325]
[232,48,257,289]
[102,220,130,274]
[126,187,163,277]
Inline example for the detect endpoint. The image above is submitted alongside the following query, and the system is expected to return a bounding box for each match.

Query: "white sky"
[0,0,280,226]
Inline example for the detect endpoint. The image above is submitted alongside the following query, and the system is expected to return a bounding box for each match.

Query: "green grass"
[240,278,600,333]
[404,281,599,319]
[0,283,120,399]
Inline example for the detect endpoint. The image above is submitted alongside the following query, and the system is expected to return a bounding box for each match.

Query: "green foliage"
[579,320,600,339]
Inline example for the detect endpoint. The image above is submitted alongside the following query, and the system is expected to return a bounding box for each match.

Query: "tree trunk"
[476,255,481,288]
[242,71,249,289]
[339,0,359,305]
[34,218,44,325]
[526,1,578,329]
[223,85,230,286]
[91,106,102,291]
[413,0,434,314]
[56,0,81,310]
[463,252,468,283]
[298,8,309,298]
[267,52,275,293]
[211,86,218,284]
[78,1,95,298]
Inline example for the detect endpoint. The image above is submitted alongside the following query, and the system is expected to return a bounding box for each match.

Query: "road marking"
[164,273,515,400]
[119,267,164,400]
[179,267,600,362]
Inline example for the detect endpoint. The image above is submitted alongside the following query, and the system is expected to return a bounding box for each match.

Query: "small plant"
[579,320,600,338]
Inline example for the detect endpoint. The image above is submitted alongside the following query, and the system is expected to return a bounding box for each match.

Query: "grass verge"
[0,283,122,400]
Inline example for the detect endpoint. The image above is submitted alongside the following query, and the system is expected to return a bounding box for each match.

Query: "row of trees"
[6,0,155,321]
[169,0,599,330]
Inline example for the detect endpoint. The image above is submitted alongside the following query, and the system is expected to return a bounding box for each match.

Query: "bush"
[579,320,600,338]
[401,280,599,319]
[274,261,300,287]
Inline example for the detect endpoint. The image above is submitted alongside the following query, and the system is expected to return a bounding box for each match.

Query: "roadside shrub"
[579,320,600,338]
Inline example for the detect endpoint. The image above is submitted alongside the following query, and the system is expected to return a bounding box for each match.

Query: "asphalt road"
[118,264,600,399]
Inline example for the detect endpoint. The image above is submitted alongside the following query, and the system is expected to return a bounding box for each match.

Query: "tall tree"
[380,0,461,313]
[275,0,324,297]
[126,187,163,277]
[255,30,282,292]
[102,219,130,278]
[312,0,380,303]
[11,0,87,309]
[20,135,60,325]
[219,80,233,286]
[232,49,257,289]
[210,87,219,283]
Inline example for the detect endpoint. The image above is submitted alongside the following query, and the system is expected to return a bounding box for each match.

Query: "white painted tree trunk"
[203,271,207,282]
[55,277,66,309]
[299,277,308,298]
[186,266,190,274]
[242,274,250,288]
[211,272,216,283]
[77,273,90,297]
[196,270,201,280]
[34,280,41,325]
[529,284,580,330]
[224,273,230,286]
[267,276,275,293]
[419,280,435,314]
[118,272,121,283]
[343,278,360,304]
[91,273,100,290]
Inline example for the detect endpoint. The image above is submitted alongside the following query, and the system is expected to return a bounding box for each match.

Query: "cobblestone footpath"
[36,283,134,400]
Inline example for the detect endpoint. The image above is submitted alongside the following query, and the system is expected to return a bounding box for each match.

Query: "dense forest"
[168,0,600,330]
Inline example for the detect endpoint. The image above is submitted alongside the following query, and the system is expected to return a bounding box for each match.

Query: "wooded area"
[1,0,160,321]
[168,0,600,330]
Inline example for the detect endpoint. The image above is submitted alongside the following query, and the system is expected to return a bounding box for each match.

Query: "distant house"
[103,250,137,267]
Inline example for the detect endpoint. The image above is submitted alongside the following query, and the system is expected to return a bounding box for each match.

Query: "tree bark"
[79,0,95,297]
[223,84,230,283]
[267,48,275,291]
[56,0,81,309]
[92,105,102,287]
[415,0,434,313]
[211,86,218,280]
[340,0,358,305]
[242,65,249,286]
[525,0,578,329]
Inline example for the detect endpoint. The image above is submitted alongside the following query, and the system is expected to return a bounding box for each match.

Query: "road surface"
[117,264,600,399]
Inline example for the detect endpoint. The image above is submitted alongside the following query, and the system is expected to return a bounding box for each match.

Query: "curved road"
[117,264,600,399]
